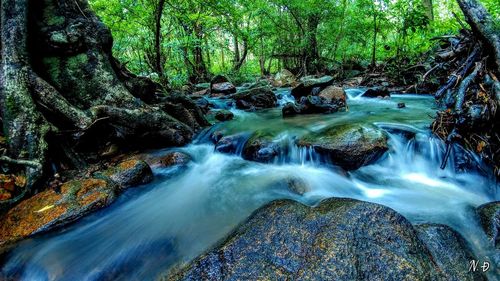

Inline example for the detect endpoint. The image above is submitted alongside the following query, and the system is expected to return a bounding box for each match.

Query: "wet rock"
[282,102,303,117]
[363,87,391,98]
[0,178,118,249]
[101,160,153,188]
[398,102,406,108]
[148,152,192,168]
[272,69,296,87]
[477,201,500,249]
[318,86,347,108]
[192,97,213,113]
[211,82,237,96]
[214,110,234,122]
[291,75,334,100]
[165,198,444,280]
[215,133,250,154]
[210,74,229,85]
[416,224,486,281]
[299,95,340,114]
[242,132,280,163]
[232,87,277,110]
[298,125,388,170]
[210,75,236,96]
[161,94,210,131]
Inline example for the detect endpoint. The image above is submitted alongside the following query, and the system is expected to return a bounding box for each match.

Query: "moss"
[42,2,65,26]
[42,57,61,84]
[66,53,89,70]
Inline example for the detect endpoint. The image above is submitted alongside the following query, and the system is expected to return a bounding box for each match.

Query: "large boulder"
[242,131,281,163]
[297,125,388,170]
[318,86,347,108]
[0,178,118,250]
[272,69,297,87]
[416,224,486,281]
[164,198,448,280]
[477,201,500,249]
[232,87,277,110]
[291,75,334,100]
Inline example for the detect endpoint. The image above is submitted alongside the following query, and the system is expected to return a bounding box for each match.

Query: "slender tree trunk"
[371,5,378,67]
[154,0,167,85]
[304,14,320,74]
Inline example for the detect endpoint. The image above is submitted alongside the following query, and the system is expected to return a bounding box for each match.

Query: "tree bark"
[457,0,500,73]
[153,0,167,86]
[0,0,207,210]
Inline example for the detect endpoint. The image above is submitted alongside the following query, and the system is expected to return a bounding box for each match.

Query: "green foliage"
[89,0,495,88]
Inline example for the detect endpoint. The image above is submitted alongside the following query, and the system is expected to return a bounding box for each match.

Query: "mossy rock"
[298,124,388,170]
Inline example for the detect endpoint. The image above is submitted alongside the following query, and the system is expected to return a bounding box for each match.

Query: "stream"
[1,89,499,280]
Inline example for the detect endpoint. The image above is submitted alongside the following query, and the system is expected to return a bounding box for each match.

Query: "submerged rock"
[477,201,500,249]
[416,224,485,281]
[0,178,118,250]
[165,198,446,280]
[282,102,303,117]
[100,160,153,189]
[214,110,234,121]
[232,87,277,110]
[285,177,310,195]
[298,125,388,170]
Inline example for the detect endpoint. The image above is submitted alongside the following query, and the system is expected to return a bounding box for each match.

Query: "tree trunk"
[456,0,500,73]
[153,0,167,86]
[304,14,320,74]
[0,0,208,210]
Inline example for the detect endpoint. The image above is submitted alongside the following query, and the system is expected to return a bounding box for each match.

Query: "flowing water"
[1,89,499,280]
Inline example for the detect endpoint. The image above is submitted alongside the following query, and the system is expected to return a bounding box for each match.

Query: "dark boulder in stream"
[363,87,391,98]
[290,75,334,99]
[283,86,347,117]
[214,110,234,121]
[477,201,500,249]
[232,87,277,110]
[165,198,461,281]
[298,125,388,170]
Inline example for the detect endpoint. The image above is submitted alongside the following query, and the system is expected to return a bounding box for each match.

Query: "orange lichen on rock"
[0,178,117,249]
